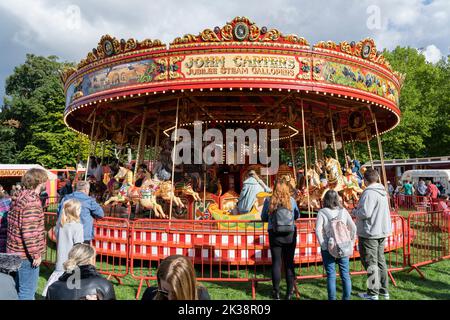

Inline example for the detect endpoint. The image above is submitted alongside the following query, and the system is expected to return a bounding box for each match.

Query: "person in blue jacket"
[236,170,271,214]
[57,181,104,245]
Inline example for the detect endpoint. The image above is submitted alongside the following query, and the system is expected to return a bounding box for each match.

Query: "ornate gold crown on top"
[61,17,404,86]
[79,35,165,69]
[171,16,310,46]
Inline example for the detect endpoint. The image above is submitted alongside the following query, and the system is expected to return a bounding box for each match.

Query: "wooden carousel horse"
[104,166,168,218]
[175,175,202,202]
[297,166,324,210]
[324,156,345,192]
[342,167,363,205]
[154,180,185,208]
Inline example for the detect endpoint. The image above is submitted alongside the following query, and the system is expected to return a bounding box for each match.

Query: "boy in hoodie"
[352,168,392,300]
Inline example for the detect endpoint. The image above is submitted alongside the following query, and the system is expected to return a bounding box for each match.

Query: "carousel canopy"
[62,17,404,148]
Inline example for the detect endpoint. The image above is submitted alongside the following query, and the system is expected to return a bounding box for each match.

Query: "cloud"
[421,44,443,63]
[0,0,449,97]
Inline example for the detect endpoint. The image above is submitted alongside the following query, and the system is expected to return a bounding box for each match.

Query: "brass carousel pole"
[134,108,148,181]
[317,121,327,180]
[203,121,208,212]
[85,108,97,182]
[169,98,180,222]
[328,107,339,162]
[155,107,161,151]
[365,127,374,169]
[351,136,357,160]
[369,105,388,189]
[301,99,311,219]
[289,136,297,183]
[339,124,348,168]
[313,127,318,164]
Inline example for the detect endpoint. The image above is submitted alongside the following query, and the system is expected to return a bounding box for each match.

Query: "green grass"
[37,259,450,300]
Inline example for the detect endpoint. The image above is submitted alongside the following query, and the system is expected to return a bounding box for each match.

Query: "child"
[42,199,83,297]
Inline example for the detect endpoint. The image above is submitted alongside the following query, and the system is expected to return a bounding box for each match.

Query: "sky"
[0,0,449,97]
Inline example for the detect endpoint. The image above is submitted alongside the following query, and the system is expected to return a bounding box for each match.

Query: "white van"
[400,170,450,195]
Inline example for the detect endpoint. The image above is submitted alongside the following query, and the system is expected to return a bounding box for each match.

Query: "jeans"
[15,259,40,300]
[358,237,388,296]
[321,250,352,300]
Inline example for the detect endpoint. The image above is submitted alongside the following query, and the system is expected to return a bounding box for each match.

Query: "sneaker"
[358,293,379,300]
[380,293,390,300]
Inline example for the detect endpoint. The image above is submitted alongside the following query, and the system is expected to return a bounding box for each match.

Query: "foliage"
[382,47,450,159]
[0,54,91,167]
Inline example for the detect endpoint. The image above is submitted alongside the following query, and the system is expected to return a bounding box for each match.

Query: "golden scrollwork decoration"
[154,58,168,81]
[168,56,184,80]
[261,29,281,41]
[316,40,338,50]
[125,38,138,51]
[77,35,166,69]
[249,24,260,41]
[221,24,233,41]
[284,34,309,46]
[169,16,307,45]
[173,34,199,44]
[60,67,77,85]
[201,29,221,42]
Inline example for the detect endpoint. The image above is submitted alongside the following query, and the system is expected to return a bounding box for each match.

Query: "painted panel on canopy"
[313,59,399,105]
[65,58,165,110]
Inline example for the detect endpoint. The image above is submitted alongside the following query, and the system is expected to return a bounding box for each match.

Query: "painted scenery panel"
[314,59,399,105]
[66,59,161,108]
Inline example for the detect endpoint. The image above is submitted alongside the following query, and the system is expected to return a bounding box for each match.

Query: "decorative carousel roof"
[62,17,404,147]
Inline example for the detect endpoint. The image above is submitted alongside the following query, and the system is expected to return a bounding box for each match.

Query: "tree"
[0,54,91,167]
[381,47,449,158]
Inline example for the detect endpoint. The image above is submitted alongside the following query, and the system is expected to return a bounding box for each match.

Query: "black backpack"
[270,206,295,234]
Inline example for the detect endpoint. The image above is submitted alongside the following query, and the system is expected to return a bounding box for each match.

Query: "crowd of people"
[0,165,447,301]
[393,178,445,199]
[262,168,392,300]
[0,167,210,300]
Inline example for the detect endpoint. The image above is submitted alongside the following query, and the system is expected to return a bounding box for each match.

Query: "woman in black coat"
[46,243,115,300]
[0,253,21,300]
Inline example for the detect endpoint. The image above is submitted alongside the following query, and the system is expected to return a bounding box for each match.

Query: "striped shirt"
[7,190,45,260]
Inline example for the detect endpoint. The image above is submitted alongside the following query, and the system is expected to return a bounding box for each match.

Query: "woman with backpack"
[261,177,300,300]
[315,190,356,300]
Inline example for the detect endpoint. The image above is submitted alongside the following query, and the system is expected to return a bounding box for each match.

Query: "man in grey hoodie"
[352,168,392,300]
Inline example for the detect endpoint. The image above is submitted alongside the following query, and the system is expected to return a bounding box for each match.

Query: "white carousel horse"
[324,156,345,192]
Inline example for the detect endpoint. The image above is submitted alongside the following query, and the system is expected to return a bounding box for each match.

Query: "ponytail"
[63,243,96,272]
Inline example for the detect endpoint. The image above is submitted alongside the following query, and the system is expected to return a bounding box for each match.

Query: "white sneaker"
[358,293,379,300]
[380,293,390,300]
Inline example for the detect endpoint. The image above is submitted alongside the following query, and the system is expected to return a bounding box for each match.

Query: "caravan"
[400,170,450,195]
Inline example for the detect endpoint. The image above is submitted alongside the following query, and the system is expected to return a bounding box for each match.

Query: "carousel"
[61,17,405,264]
